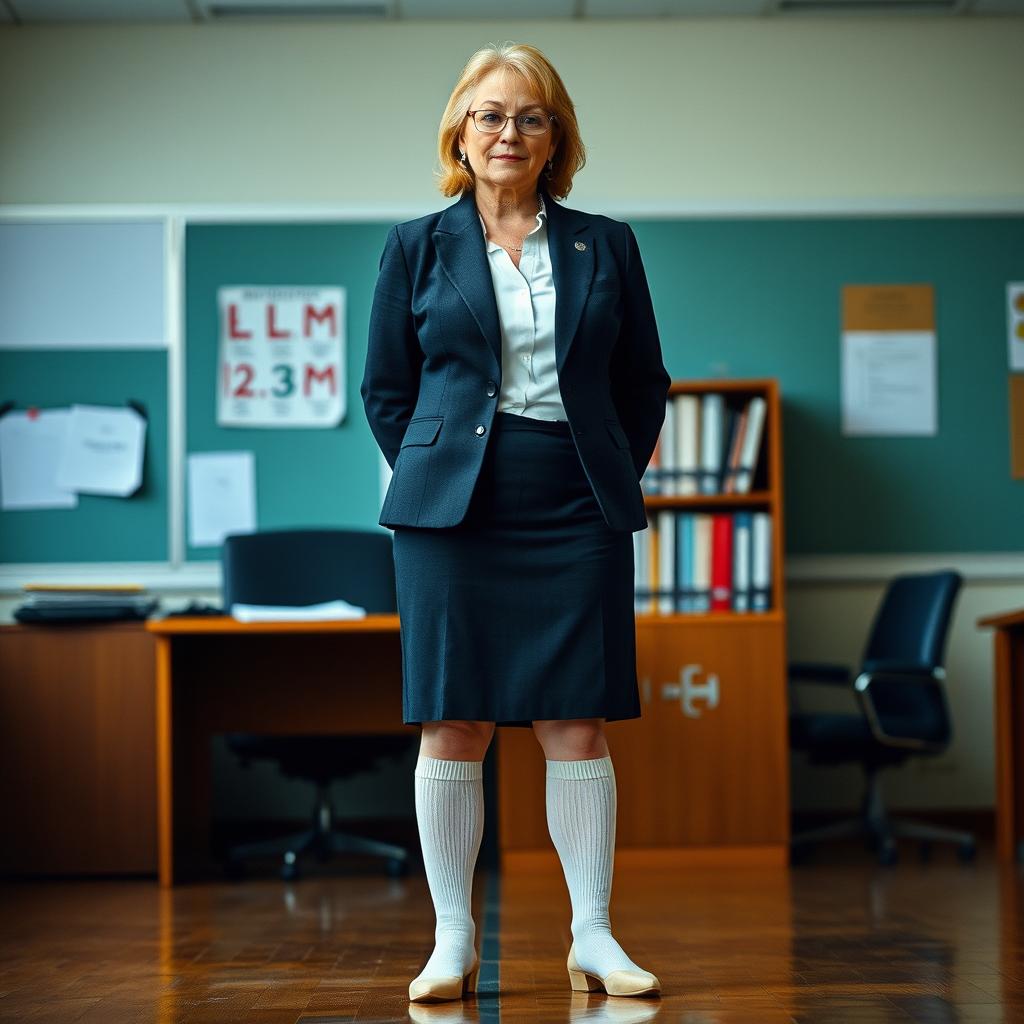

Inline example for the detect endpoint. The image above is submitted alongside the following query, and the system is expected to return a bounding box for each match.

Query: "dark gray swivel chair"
[788,570,977,866]
[221,528,413,881]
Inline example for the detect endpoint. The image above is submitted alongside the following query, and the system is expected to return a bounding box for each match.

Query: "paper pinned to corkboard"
[841,284,937,436]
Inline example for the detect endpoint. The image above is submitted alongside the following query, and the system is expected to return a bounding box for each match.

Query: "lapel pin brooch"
[575,241,587,251]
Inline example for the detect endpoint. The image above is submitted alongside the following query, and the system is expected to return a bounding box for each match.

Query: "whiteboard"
[0,220,166,349]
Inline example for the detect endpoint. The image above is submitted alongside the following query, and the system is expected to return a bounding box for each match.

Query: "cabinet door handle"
[661,665,720,717]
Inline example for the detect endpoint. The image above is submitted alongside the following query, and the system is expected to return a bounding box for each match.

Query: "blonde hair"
[435,42,586,201]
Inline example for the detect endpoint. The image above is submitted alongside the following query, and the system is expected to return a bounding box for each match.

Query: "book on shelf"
[633,509,773,615]
[642,390,767,496]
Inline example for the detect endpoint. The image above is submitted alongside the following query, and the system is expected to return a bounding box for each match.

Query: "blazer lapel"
[433,191,502,368]
[542,180,594,374]
[432,181,595,375]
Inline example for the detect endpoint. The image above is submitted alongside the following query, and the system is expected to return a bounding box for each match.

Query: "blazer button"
[475,424,486,436]
[486,381,497,397]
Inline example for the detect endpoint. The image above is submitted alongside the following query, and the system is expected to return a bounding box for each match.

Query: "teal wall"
[3,213,1021,563]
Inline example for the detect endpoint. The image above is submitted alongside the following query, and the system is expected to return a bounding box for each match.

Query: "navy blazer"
[360,179,671,533]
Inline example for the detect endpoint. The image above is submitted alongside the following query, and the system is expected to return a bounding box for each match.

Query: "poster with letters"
[217,286,345,428]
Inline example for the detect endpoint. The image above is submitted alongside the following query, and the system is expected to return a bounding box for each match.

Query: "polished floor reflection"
[2,842,1023,1023]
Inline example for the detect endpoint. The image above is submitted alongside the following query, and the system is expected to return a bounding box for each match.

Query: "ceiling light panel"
[585,0,768,15]
[400,0,574,14]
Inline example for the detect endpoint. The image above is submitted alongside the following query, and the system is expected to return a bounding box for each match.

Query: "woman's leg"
[412,721,494,992]
[533,719,654,982]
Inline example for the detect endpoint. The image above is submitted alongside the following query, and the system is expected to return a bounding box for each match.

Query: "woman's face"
[458,69,557,195]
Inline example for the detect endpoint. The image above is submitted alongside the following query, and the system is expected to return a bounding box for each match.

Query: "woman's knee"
[419,720,495,760]
[531,718,608,760]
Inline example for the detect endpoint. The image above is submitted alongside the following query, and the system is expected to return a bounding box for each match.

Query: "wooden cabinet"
[0,622,157,875]
[498,378,790,867]
[628,615,789,846]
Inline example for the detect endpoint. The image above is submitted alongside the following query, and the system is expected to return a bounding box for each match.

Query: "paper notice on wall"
[54,404,146,496]
[217,286,345,428]
[0,409,78,510]
[841,285,937,436]
[187,450,256,548]
[1008,283,1024,371]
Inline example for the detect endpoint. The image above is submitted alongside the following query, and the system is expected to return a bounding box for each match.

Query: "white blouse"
[477,192,567,422]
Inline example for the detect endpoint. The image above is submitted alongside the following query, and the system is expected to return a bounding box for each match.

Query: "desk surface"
[977,609,1024,630]
[145,614,401,635]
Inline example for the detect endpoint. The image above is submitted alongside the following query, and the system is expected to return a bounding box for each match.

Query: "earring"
[544,158,553,177]
[460,150,468,166]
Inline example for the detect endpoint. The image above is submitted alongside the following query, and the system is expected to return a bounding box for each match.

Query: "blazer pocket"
[400,416,443,447]
[605,418,632,449]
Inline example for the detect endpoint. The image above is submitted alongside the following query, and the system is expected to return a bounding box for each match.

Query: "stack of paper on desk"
[230,599,367,622]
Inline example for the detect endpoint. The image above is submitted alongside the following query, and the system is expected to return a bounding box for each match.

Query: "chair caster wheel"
[386,857,409,878]
[957,838,977,863]
[878,838,898,865]
[281,853,300,881]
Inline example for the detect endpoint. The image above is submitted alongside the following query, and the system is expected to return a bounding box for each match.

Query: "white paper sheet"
[231,599,367,622]
[54,404,146,496]
[841,330,937,436]
[0,409,78,509]
[1009,283,1024,371]
[187,451,256,548]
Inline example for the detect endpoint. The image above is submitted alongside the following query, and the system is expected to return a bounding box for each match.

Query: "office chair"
[788,570,977,867]
[220,527,414,881]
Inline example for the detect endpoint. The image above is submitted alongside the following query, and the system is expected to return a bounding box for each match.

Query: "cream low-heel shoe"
[408,957,480,1003]
[566,942,661,997]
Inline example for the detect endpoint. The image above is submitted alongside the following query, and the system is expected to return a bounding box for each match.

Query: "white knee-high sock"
[413,755,484,980]
[546,755,646,977]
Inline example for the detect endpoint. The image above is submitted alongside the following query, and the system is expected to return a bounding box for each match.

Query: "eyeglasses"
[466,108,556,136]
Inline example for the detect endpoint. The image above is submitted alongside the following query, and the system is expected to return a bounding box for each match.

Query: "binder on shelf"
[751,512,773,612]
[644,391,767,497]
[640,509,773,616]
[732,511,753,612]
[657,508,676,614]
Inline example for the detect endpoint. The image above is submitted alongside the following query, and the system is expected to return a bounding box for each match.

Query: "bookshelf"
[498,377,792,870]
[636,377,786,621]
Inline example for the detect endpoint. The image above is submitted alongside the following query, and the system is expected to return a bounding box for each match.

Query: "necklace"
[482,193,540,254]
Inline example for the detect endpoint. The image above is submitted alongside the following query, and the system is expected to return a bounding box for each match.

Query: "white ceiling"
[1,0,1023,25]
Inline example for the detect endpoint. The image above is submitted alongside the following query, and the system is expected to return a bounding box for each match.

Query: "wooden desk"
[149,611,791,885]
[978,608,1024,863]
[0,622,157,876]
[146,615,410,887]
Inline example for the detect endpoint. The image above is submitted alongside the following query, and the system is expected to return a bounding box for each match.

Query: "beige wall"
[1,18,1022,207]
[1,16,1021,818]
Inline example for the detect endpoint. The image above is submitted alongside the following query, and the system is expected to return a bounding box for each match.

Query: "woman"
[360,42,670,1003]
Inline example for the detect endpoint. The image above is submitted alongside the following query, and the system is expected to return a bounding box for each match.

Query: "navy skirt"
[392,410,641,728]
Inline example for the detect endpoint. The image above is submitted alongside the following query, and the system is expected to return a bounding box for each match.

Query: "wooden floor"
[2,840,1024,1023]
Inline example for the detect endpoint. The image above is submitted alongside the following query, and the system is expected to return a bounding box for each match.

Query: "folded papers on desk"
[230,599,367,622]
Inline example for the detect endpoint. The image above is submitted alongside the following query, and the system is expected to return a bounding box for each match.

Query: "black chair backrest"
[221,528,396,613]
[861,570,962,672]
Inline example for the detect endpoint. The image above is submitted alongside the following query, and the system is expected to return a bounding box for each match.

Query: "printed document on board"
[187,450,256,547]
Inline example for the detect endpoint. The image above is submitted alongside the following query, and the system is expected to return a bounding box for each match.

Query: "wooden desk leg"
[994,628,1019,864]
[156,636,174,887]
